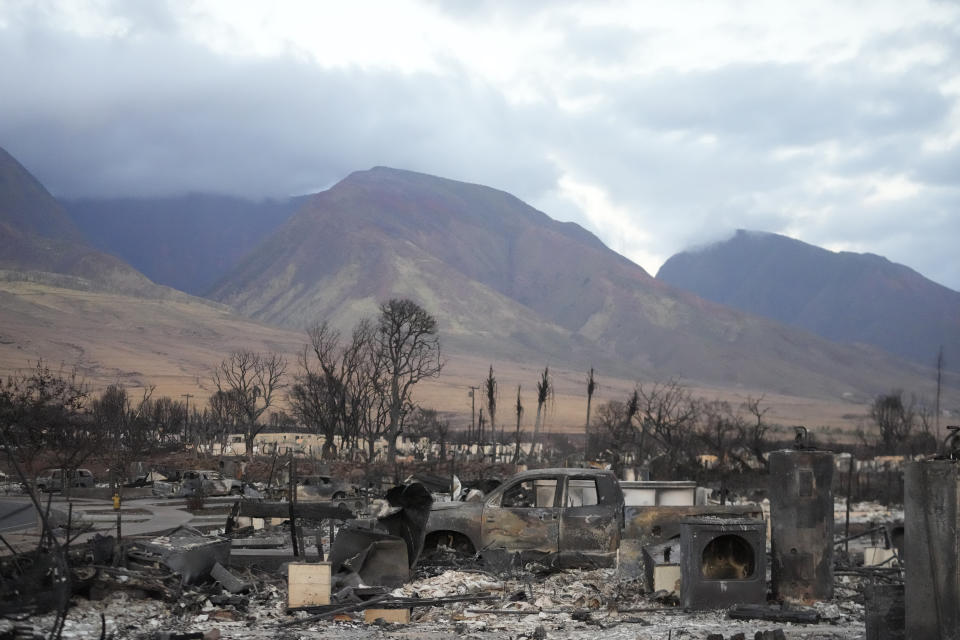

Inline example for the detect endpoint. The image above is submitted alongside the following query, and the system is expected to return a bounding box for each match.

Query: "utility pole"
[181,393,194,444]
[181,393,194,419]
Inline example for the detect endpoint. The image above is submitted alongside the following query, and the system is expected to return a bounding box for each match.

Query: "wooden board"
[288,562,331,608]
[364,608,411,624]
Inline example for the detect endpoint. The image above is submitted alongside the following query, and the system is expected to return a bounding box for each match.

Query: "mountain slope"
[657,230,960,371]
[65,194,301,295]
[0,145,185,298]
[210,167,951,399]
[0,145,83,242]
[0,278,299,395]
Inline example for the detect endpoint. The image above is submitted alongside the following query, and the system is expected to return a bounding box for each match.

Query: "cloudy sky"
[2,0,959,289]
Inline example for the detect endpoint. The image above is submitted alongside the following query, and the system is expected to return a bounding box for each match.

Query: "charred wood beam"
[833,526,887,546]
[727,604,820,624]
[280,593,392,627]
[291,593,499,613]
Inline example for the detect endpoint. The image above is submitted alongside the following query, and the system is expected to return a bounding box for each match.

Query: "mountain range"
[1,143,957,417]
[657,230,960,372]
[204,166,947,398]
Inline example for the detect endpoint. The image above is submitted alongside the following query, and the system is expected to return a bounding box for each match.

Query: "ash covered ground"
[14,566,870,639]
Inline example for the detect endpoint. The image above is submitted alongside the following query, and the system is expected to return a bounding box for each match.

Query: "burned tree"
[208,388,241,453]
[289,321,380,459]
[696,399,744,471]
[634,378,699,475]
[376,299,443,462]
[870,389,915,454]
[477,407,486,446]
[531,367,552,460]
[139,394,186,447]
[358,338,392,462]
[585,367,597,432]
[211,350,287,457]
[587,399,632,466]
[513,384,524,463]
[0,361,102,495]
[484,365,498,446]
[91,384,158,488]
[741,395,771,470]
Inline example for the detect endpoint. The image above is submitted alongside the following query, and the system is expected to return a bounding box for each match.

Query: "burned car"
[295,475,358,503]
[423,468,624,568]
[35,468,95,492]
[152,469,242,497]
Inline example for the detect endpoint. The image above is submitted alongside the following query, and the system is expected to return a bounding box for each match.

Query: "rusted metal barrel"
[768,449,834,603]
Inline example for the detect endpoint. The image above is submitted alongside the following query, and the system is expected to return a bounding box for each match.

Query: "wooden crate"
[364,608,411,624]
[288,562,331,607]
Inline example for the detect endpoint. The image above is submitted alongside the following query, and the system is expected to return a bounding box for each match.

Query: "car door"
[482,475,560,552]
[559,475,620,555]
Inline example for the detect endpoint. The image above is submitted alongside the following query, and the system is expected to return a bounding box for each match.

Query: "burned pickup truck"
[423,468,624,568]
[424,467,763,575]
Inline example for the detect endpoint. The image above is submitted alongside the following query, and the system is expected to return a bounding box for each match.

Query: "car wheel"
[424,531,476,556]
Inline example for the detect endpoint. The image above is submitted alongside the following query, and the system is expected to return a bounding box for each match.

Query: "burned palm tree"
[477,407,486,447]
[485,365,497,448]
[585,367,597,433]
[531,367,552,461]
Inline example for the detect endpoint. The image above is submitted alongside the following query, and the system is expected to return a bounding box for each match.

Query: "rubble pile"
[6,562,873,640]
[0,460,918,639]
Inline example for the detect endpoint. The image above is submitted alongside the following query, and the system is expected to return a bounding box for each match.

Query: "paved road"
[0,497,37,533]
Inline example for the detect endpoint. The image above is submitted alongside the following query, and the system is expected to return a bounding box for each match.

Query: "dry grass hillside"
[1,278,943,438]
[2,147,955,439]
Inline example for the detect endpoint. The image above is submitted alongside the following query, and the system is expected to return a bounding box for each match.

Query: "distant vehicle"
[35,468,95,492]
[152,469,242,497]
[181,469,243,496]
[296,475,358,502]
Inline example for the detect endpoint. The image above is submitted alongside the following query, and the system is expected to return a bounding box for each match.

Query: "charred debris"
[2,444,953,640]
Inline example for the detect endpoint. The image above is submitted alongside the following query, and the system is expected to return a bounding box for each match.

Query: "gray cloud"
[0,26,558,200]
[1,1,959,291]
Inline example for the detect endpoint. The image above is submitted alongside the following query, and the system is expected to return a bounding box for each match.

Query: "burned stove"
[679,516,766,610]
